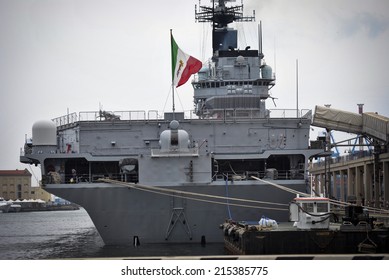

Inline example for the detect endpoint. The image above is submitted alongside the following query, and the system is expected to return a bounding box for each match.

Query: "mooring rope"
[250,176,310,197]
[99,178,289,211]
[225,177,233,219]
[98,178,389,216]
[251,176,389,215]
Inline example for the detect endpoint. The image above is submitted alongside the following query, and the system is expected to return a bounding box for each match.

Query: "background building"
[0,169,51,201]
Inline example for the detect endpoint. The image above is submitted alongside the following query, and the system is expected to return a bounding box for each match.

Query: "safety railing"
[51,108,312,127]
[43,172,138,185]
[312,150,374,168]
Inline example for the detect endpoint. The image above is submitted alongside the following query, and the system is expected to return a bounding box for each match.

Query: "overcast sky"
[1,0,388,184]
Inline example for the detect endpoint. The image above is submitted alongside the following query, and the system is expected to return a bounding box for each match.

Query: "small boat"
[9,204,22,213]
[0,198,12,213]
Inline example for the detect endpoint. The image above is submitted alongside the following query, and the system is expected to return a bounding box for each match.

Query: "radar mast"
[193,0,275,119]
[195,0,255,54]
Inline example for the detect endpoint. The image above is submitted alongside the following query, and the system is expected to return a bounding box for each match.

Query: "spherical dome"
[32,120,57,146]
[169,120,180,130]
[261,64,273,79]
[236,55,245,64]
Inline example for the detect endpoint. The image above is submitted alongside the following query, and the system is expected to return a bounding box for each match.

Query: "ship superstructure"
[194,0,273,119]
[20,0,323,246]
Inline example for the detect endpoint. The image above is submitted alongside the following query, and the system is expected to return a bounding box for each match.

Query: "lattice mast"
[195,0,255,54]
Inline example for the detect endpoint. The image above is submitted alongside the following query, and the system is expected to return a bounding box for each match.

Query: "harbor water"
[0,209,224,259]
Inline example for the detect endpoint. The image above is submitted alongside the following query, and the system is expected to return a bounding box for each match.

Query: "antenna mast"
[296,59,299,118]
[170,29,176,117]
[258,21,264,59]
[195,0,255,54]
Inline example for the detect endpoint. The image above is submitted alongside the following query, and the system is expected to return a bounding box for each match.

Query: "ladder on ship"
[165,207,192,240]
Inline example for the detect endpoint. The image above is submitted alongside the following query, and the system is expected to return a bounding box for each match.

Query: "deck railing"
[311,150,374,168]
[43,168,305,185]
[52,112,78,127]
[52,108,312,127]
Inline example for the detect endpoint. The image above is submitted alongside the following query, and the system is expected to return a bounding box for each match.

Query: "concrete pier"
[309,151,389,209]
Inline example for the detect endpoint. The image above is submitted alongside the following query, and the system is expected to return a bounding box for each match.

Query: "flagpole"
[170,29,176,117]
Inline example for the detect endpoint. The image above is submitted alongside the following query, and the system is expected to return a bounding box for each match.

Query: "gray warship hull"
[47,180,307,245]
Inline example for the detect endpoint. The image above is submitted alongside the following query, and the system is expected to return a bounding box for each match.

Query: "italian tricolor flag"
[171,33,202,88]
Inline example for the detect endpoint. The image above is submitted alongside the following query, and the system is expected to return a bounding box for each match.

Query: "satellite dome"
[261,64,273,79]
[236,55,245,64]
[169,120,180,130]
[32,120,57,146]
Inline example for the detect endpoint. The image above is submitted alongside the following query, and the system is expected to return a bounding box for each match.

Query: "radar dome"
[236,56,245,64]
[32,120,57,146]
[169,120,180,130]
[261,64,273,79]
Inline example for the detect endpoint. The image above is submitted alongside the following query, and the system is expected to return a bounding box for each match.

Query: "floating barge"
[222,197,389,255]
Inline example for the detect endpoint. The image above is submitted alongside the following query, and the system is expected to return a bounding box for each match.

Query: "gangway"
[310,105,389,207]
[312,105,389,144]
